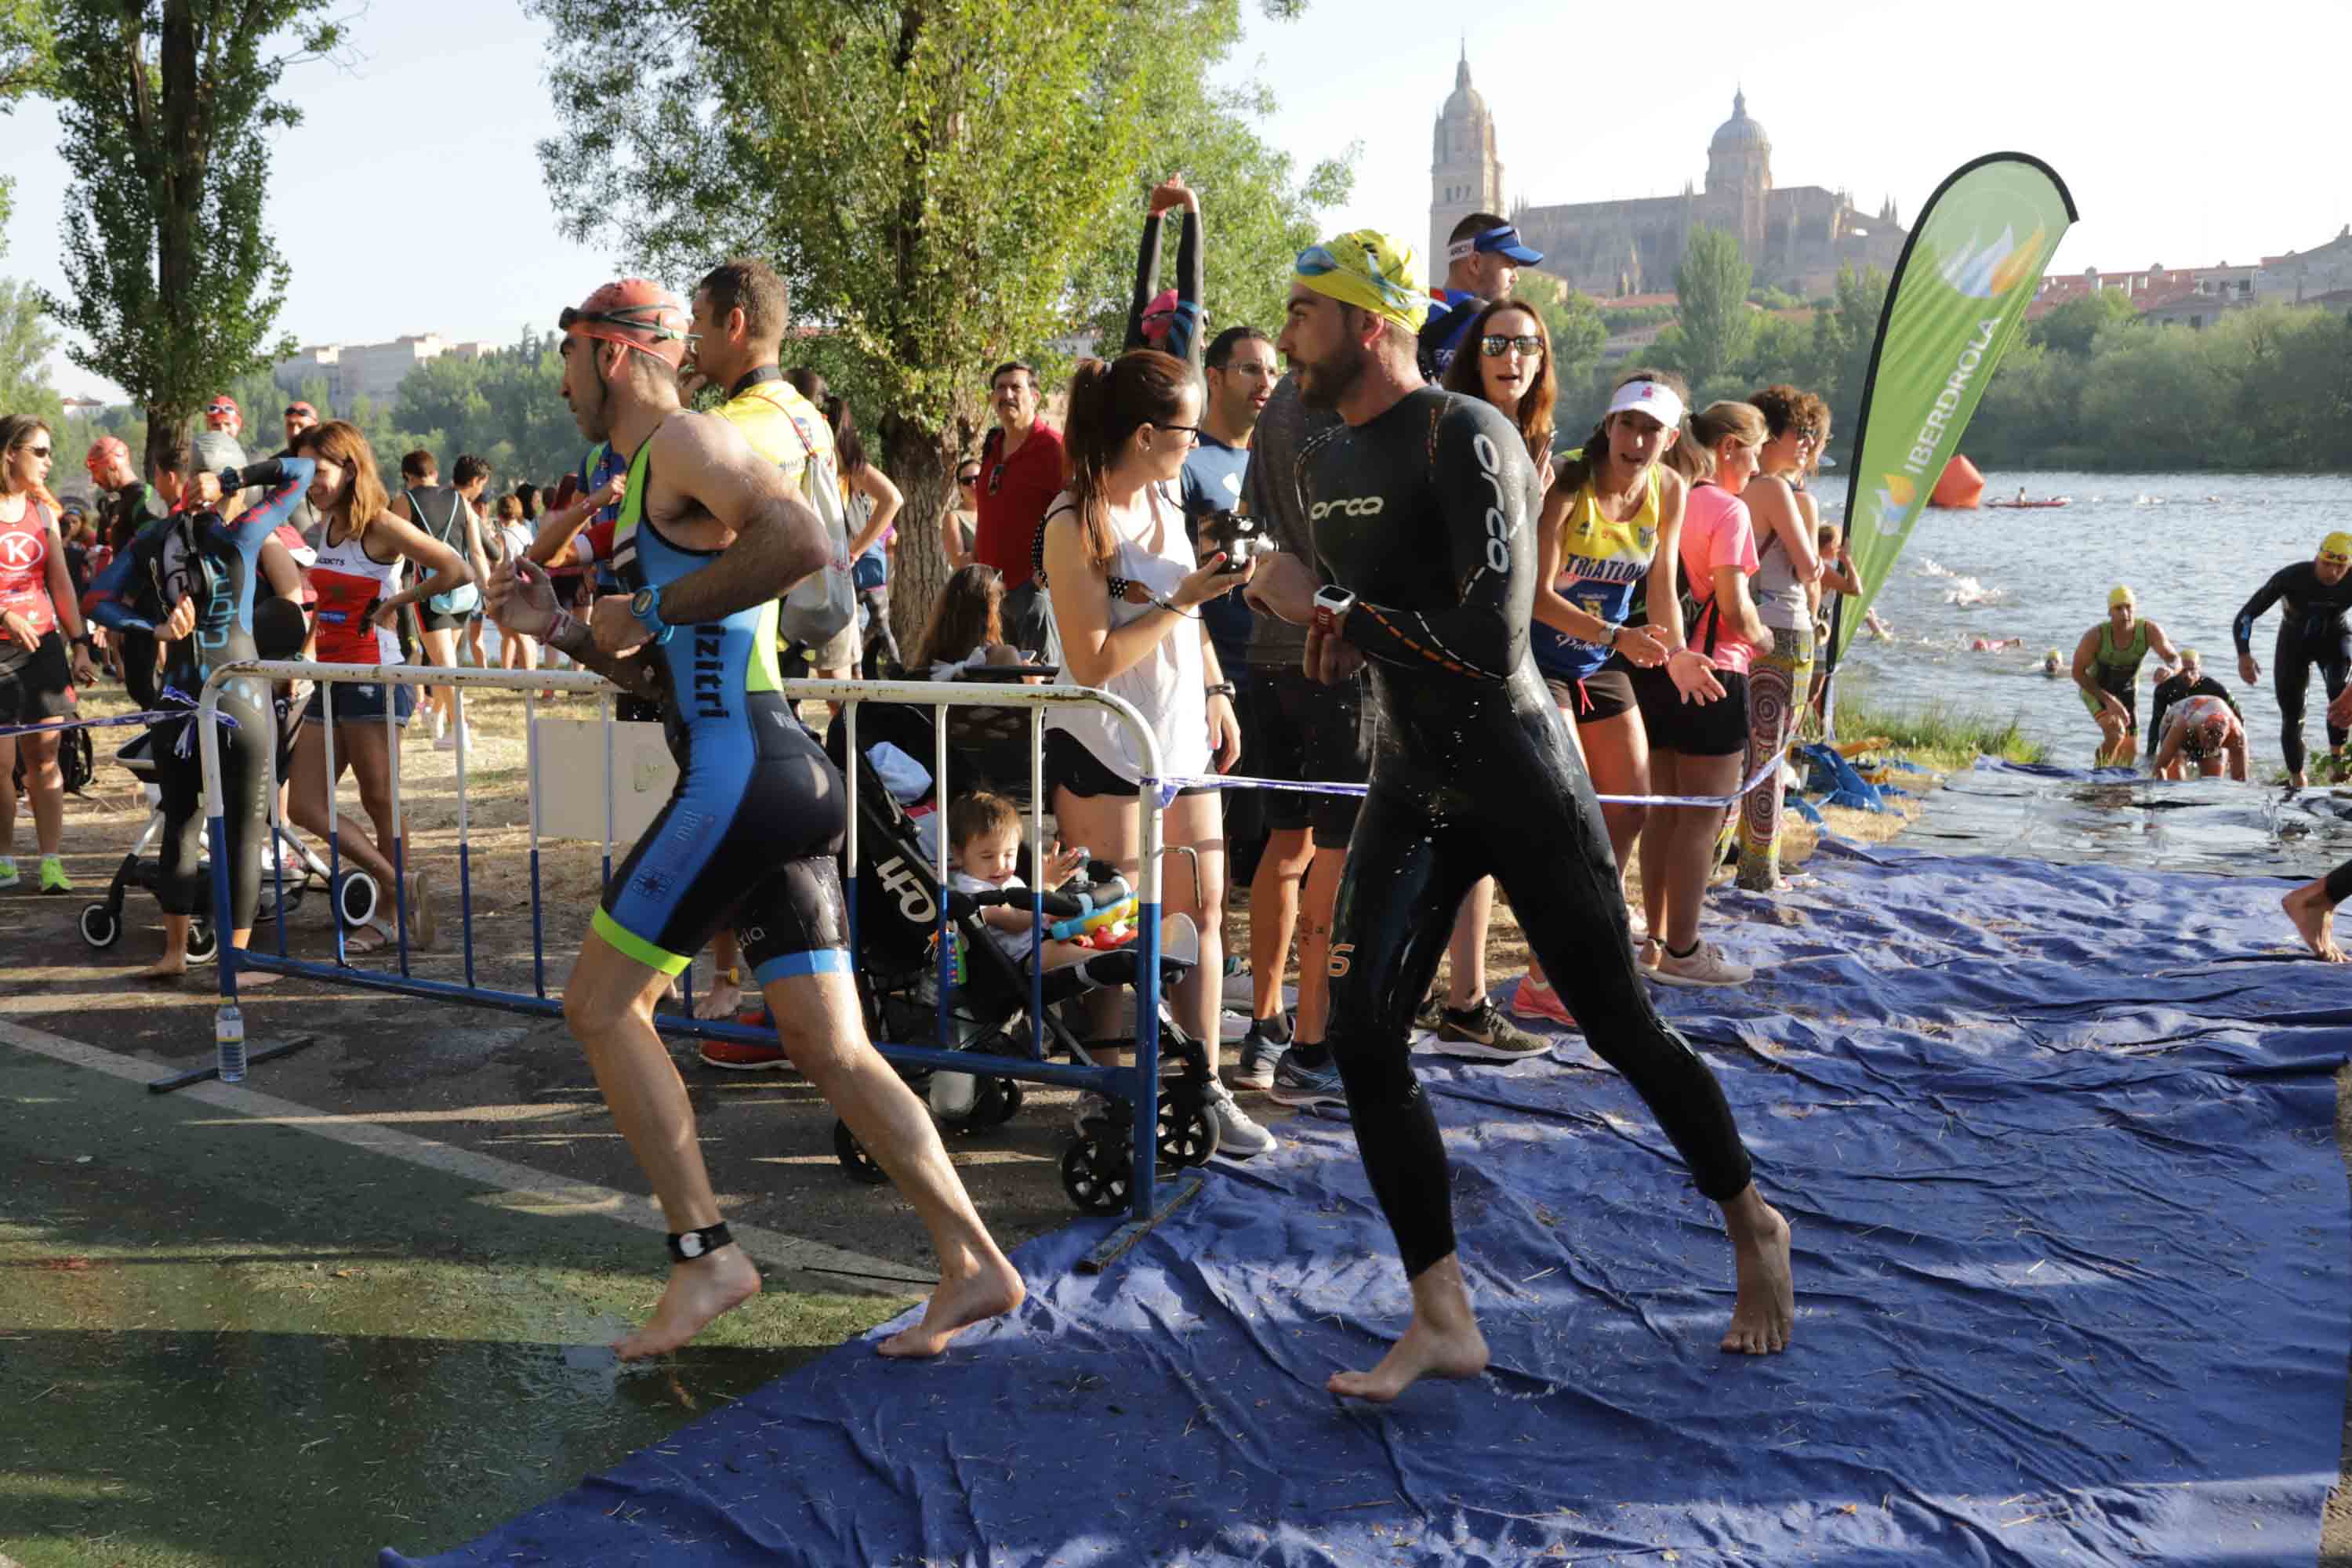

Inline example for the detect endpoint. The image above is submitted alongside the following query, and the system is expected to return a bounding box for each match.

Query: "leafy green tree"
[526,0,1337,645]
[1666,226,1754,392]
[2027,289,2136,358]
[0,0,55,248]
[1508,272,1606,405]
[0,278,63,432]
[42,0,346,474]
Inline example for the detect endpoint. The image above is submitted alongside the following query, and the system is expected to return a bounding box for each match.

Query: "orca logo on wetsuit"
[1309,496,1385,521]
[1472,432,1511,574]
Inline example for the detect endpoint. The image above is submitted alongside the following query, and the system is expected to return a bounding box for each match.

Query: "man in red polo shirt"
[974,360,1064,662]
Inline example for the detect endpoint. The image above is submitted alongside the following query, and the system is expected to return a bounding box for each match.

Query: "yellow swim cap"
[2320,532,2352,564]
[1294,230,1430,334]
[2180,646,2200,662]
[2108,586,2136,608]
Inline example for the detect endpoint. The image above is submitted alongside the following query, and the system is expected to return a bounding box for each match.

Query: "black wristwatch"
[1204,681,1236,699]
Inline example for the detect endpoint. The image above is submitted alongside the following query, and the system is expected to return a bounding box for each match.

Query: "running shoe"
[1433,999,1553,1062]
[1269,1047,1348,1109]
[0,857,17,890]
[406,868,437,951]
[1414,985,1445,1035]
[37,855,71,895]
[1651,940,1753,989]
[1508,975,1576,1029]
[699,1036,793,1071]
[1201,1080,1275,1158]
[1231,1014,1292,1091]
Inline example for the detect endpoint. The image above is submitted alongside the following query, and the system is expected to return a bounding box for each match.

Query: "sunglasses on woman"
[956,472,981,486]
[1479,333,1544,358]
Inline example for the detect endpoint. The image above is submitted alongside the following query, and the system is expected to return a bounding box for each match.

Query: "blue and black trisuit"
[2234,561,2352,777]
[588,431,855,985]
[85,459,312,931]
[1302,387,1755,1278]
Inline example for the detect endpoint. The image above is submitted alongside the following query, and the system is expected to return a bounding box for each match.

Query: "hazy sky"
[7,0,2345,403]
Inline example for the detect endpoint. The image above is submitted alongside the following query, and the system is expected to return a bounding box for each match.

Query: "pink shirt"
[1679,483,1761,675]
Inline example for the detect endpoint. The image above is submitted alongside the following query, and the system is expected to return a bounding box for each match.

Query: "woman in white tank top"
[1039,350,1271,1157]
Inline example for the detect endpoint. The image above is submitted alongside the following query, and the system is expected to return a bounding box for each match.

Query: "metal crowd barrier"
[190,659,1194,1253]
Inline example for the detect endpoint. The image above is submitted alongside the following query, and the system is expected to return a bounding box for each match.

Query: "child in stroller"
[823,704,1222,1213]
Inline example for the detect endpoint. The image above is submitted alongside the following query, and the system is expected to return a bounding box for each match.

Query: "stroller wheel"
[334,869,379,929]
[832,1120,889,1185]
[1156,1090,1218,1168]
[187,920,220,965]
[1060,1134,1131,1215]
[78,901,122,950]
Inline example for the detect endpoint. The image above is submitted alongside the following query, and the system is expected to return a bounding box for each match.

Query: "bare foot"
[2283,885,2347,962]
[136,956,188,982]
[1721,1197,1795,1355]
[693,978,742,1022]
[877,1253,1025,1359]
[613,1244,762,1361]
[1327,1312,1490,1403]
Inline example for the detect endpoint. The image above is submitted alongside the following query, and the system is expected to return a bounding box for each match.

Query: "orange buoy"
[1930,454,1984,509]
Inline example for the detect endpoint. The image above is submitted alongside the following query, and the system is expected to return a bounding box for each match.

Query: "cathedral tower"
[1429,45,1504,285]
[1704,89,1773,252]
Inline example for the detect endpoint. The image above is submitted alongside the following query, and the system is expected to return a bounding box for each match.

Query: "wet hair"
[0,415,53,492]
[1204,325,1273,371]
[696,257,789,350]
[1439,297,1555,463]
[1062,350,1196,573]
[989,361,1036,391]
[401,448,437,483]
[822,394,868,477]
[452,454,491,488]
[1675,401,1770,485]
[948,789,1022,853]
[1552,365,1690,497]
[913,564,1007,670]
[299,421,393,538]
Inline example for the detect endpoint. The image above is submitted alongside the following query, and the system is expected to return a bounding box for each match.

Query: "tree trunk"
[879,409,963,663]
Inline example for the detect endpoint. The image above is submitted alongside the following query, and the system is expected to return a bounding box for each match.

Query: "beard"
[1294,340,1367,411]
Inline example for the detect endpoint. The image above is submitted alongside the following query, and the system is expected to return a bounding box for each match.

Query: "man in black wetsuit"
[2235,532,2352,787]
[1256,231,1793,1403]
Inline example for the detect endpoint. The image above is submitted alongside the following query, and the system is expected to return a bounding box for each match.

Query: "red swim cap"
[561,279,691,368]
[85,434,130,480]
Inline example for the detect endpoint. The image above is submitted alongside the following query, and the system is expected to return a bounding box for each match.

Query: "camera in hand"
[1200,510,1271,572]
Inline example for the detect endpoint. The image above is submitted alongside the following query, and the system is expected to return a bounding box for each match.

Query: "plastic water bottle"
[215,1004,246,1084]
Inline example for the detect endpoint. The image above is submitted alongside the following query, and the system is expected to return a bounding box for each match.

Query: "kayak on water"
[1984,497,2072,509]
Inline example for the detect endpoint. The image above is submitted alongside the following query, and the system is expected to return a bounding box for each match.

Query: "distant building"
[2032,263,2256,321]
[2257,225,2352,304]
[1430,53,1907,299]
[274,333,499,408]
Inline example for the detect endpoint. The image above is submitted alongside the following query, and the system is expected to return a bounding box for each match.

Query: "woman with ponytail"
[1040,348,1273,1159]
[1729,385,1825,892]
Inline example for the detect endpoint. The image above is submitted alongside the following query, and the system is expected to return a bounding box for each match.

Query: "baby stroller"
[824,706,1219,1214]
[76,684,380,957]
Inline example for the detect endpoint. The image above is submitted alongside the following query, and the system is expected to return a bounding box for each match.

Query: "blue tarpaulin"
[386,837,2350,1567]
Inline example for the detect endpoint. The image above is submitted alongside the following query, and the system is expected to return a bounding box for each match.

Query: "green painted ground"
[0,1047,916,1567]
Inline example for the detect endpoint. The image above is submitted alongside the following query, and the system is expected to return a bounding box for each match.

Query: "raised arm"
[1338,408,1530,681]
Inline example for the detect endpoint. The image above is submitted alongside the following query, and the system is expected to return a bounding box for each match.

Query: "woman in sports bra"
[282,421,472,953]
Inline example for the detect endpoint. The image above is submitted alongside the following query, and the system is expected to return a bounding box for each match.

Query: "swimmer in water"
[1969,635,2023,653]
[2073,584,2179,768]
[2042,648,2063,677]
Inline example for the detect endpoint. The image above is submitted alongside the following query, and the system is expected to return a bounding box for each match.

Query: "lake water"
[1813,470,2352,764]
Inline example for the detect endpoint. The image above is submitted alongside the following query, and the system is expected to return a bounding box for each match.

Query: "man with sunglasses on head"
[974,361,1064,663]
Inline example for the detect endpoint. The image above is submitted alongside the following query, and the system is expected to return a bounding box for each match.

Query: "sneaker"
[405,868,437,951]
[1231,1014,1292,1091]
[699,1036,793,1071]
[1434,998,1553,1062]
[37,855,72,895]
[1508,975,1576,1028]
[1200,1080,1275,1158]
[1069,1090,1115,1134]
[1651,939,1753,989]
[1269,1046,1348,1109]
[435,724,473,755]
[0,857,17,890]
[1636,938,1661,974]
[1414,985,1445,1035]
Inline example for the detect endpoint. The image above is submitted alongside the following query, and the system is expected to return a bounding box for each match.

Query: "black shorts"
[1544,666,1636,726]
[1046,728,1214,801]
[0,632,76,727]
[594,699,853,983]
[1245,665,1367,848]
[416,601,477,633]
[1628,661,1751,758]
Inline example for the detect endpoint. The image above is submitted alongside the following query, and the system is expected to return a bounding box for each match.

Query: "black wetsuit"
[87,460,310,931]
[1304,387,1754,1279]
[2234,562,2352,775]
[2146,673,2240,760]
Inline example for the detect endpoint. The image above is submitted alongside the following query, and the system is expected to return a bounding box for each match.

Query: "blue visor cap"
[1452,224,1543,266]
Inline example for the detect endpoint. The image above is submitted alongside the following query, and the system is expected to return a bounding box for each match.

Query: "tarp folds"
[387,843,2350,1568]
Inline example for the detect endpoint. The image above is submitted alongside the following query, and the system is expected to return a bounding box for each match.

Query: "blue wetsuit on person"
[590,435,853,984]
[85,459,311,932]
[1302,386,1754,1279]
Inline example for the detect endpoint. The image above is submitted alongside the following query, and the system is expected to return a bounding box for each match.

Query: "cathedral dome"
[1442,52,1488,123]
[1711,89,1769,153]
